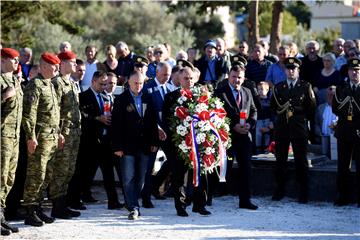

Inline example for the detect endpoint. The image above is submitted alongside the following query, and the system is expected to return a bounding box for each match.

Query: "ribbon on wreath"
[189,113,227,187]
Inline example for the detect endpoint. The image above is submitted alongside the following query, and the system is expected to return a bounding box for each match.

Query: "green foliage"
[259,10,297,37]
[285,1,311,28]
[174,5,225,49]
[315,27,341,53]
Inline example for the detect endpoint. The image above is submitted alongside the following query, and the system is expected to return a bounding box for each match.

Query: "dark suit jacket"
[79,88,110,143]
[195,55,226,86]
[162,89,181,137]
[142,78,171,128]
[214,84,257,142]
[270,80,316,139]
[332,82,360,140]
[111,89,159,155]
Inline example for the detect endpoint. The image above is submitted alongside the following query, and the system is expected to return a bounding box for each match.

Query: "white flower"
[205,147,212,155]
[185,116,192,122]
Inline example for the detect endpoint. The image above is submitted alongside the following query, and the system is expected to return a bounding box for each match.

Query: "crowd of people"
[1,37,360,236]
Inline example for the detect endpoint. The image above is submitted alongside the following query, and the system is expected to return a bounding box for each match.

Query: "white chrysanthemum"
[209,135,216,142]
[205,147,212,155]
[185,116,192,122]
[214,99,223,109]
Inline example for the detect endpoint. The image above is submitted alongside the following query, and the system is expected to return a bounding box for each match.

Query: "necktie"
[236,91,241,107]
[97,94,104,113]
[160,86,166,99]
[352,85,356,94]
[289,82,294,90]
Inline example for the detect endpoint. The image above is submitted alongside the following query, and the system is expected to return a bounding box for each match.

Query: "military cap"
[176,59,194,70]
[347,57,360,70]
[204,40,216,49]
[284,57,302,69]
[1,48,19,59]
[134,55,149,67]
[58,51,77,61]
[230,55,247,68]
[41,52,61,65]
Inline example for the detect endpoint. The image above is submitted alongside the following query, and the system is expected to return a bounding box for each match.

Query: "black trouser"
[337,137,360,203]
[232,134,253,204]
[172,155,207,211]
[274,137,309,198]
[68,136,119,205]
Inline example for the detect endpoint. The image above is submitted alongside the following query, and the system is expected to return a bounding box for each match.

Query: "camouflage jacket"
[1,73,23,139]
[22,74,60,140]
[52,75,81,134]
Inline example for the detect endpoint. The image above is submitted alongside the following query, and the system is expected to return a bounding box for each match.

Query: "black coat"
[111,89,159,155]
[195,55,226,86]
[214,84,257,141]
[270,80,316,139]
[332,82,360,140]
[79,88,110,142]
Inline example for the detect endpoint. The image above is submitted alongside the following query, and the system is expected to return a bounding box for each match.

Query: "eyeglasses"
[154,51,163,55]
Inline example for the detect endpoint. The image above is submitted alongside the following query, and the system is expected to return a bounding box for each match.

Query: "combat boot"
[51,197,72,219]
[24,206,44,227]
[36,206,55,223]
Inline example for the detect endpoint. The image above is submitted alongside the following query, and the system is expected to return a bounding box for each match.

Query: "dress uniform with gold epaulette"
[332,57,360,207]
[270,57,316,203]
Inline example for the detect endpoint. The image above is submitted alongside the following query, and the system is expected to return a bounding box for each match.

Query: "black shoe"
[192,207,211,215]
[152,190,166,200]
[176,208,188,217]
[69,201,87,210]
[334,198,349,206]
[24,207,44,227]
[82,195,98,203]
[128,209,139,220]
[1,220,19,233]
[206,198,213,206]
[108,202,125,210]
[142,200,154,209]
[239,202,258,210]
[37,209,55,223]
[272,190,285,201]
[298,196,308,204]
[1,226,11,236]
[66,208,81,217]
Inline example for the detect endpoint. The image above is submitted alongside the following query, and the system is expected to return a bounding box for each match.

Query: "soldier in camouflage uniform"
[22,52,61,227]
[1,48,22,236]
[48,51,82,219]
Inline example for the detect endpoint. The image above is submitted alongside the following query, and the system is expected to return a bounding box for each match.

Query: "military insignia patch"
[233,56,238,61]
[353,59,359,65]
[137,57,142,63]
[178,60,183,66]
[289,58,294,63]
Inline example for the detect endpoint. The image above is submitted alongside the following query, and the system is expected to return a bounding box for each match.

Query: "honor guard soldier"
[22,52,61,227]
[332,57,360,207]
[270,57,316,204]
[1,48,22,236]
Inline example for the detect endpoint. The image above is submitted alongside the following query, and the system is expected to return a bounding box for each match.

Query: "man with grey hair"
[59,41,72,53]
[19,47,33,82]
[216,38,232,75]
[332,38,345,58]
[299,40,323,86]
[335,40,356,71]
[141,61,172,208]
[115,41,136,84]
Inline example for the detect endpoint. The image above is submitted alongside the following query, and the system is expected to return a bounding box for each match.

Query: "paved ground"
[5,186,360,240]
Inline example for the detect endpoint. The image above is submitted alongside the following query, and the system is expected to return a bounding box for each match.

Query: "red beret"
[41,52,60,65]
[1,48,20,59]
[58,51,77,61]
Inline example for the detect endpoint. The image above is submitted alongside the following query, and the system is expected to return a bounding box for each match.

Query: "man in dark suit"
[112,71,159,220]
[67,71,121,210]
[195,40,226,88]
[163,65,211,217]
[332,58,360,207]
[214,64,258,210]
[270,57,316,204]
[141,61,172,207]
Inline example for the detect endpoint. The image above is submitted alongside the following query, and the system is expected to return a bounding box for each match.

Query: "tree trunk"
[269,1,284,55]
[248,0,260,50]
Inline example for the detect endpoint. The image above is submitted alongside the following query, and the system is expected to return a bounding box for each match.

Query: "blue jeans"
[120,153,149,211]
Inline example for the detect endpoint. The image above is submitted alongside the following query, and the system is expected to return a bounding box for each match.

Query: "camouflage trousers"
[1,137,19,208]
[23,133,58,206]
[49,128,81,199]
